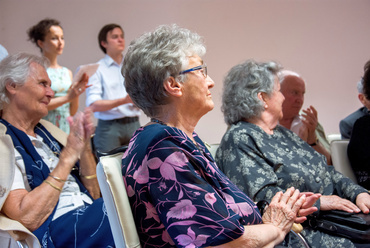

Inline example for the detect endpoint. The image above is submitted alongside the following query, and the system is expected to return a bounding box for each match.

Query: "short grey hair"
[0,52,49,109]
[222,60,281,125]
[122,24,206,117]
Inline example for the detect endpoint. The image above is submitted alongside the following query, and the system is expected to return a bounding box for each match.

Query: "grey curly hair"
[222,59,281,125]
[122,24,206,117]
[0,52,49,109]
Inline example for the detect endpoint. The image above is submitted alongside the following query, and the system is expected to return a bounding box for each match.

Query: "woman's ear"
[163,76,183,97]
[5,82,18,95]
[258,92,268,108]
[36,40,44,50]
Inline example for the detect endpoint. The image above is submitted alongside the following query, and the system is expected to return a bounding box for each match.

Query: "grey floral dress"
[215,121,368,248]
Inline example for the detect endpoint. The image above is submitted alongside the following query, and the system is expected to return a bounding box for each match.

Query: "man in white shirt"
[86,24,140,153]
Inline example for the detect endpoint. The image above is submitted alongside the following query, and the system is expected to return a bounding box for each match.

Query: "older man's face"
[280,75,306,119]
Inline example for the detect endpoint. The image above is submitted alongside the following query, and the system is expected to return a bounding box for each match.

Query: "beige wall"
[1,0,369,144]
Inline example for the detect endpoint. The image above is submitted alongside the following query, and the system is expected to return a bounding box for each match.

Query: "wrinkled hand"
[301,106,318,144]
[356,192,370,214]
[262,187,305,235]
[296,192,321,223]
[68,73,90,100]
[66,108,95,155]
[320,195,360,213]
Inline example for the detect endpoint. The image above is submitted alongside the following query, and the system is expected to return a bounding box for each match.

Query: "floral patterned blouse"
[122,124,262,248]
[43,67,72,134]
[215,121,368,248]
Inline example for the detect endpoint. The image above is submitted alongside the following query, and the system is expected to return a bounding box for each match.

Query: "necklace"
[151,118,167,126]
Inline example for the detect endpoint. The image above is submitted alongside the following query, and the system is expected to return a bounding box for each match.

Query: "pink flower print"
[205,193,217,207]
[133,163,149,184]
[144,201,160,223]
[148,152,189,181]
[126,185,135,197]
[175,227,210,248]
[167,199,197,222]
[222,192,254,217]
[162,230,175,245]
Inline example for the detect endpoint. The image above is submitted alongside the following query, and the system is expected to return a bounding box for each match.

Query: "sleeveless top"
[43,67,72,133]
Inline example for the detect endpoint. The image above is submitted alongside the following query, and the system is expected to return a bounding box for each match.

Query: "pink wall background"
[1,0,370,144]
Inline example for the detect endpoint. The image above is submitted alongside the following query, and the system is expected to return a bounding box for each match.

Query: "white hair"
[278,69,305,85]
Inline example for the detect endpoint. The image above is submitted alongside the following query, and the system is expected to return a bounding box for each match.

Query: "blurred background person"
[279,70,332,164]
[0,53,114,247]
[121,24,319,248]
[215,59,370,248]
[0,44,8,61]
[85,23,140,153]
[28,18,88,134]
[348,60,370,189]
[340,60,370,139]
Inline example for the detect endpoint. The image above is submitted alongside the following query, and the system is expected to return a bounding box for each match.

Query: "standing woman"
[28,18,88,133]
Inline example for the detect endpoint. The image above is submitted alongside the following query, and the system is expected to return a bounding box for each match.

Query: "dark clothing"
[94,117,140,152]
[339,107,368,139]
[348,115,370,189]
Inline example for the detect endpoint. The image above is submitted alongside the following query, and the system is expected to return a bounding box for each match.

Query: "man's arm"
[89,95,132,112]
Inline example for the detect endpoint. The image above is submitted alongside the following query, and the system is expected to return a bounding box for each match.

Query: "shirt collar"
[103,54,123,67]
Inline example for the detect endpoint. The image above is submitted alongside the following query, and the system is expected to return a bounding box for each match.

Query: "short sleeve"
[85,69,103,107]
[10,149,27,191]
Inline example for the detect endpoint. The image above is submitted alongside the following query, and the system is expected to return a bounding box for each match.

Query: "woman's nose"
[207,76,215,89]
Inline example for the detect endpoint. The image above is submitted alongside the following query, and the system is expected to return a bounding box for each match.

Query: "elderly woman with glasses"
[215,59,370,248]
[121,24,319,248]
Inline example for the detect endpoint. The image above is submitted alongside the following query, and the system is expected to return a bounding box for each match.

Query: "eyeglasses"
[179,64,207,78]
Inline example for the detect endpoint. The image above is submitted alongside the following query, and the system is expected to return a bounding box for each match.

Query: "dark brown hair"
[27,18,62,52]
[98,23,124,54]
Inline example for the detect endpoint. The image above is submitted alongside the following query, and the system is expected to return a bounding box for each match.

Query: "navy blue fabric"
[50,198,114,248]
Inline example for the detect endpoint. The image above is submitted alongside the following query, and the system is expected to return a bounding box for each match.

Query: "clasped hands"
[59,107,95,166]
[262,187,320,233]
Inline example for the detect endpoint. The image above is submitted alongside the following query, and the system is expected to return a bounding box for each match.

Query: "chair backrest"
[330,140,358,183]
[208,143,220,158]
[96,148,141,248]
[326,133,342,144]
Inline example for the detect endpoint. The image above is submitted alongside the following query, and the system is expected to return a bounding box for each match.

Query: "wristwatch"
[309,139,319,146]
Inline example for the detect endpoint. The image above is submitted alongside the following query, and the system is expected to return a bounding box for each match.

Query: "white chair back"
[97,149,141,248]
[330,140,358,183]
[208,143,220,158]
[326,133,342,144]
